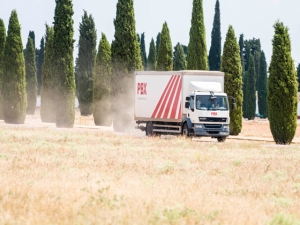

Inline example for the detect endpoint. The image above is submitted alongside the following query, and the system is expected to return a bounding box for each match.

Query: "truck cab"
[183,81,231,142]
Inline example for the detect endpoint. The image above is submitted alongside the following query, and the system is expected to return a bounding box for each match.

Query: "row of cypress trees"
[0,0,298,144]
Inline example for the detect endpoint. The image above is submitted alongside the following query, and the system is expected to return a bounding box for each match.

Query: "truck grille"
[204,124,222,129]
[199,117,227,123]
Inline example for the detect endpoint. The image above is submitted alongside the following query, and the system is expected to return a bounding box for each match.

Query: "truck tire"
[182,123,190,137]
[217,137,226,142]
[146,121,155,136]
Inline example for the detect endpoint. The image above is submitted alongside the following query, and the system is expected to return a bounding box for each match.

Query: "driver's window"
[190,96,194,110]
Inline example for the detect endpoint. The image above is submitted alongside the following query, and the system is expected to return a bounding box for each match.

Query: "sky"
[1,0,300,67]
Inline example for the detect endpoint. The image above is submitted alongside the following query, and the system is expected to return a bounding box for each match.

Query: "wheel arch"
[182,118,193,129]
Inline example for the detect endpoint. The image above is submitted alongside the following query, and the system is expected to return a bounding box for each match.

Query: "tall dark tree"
[157,22,173,71]
[111,0,142,132]
[140,32,147,69]
[244,38,261,90]
[173,43,187,70]
[250,38,261,55]
[268,21,298,145]
[208,0,221,71]
[52,0,75,127]
[37,37,44,95]
[244,41,251,71]
[239,34,247,116]
[297,63,300,92]
[25,37,37,115]
[258,51,268,118]
[40,24,55,123]
[77,10,97,116]
[238,34,244,65]
[74,57,79,97]
[187,0,208,70]
[221,26,243,135]
[28,31,35,49]
[254,51,261,91]
[147,38,156,71]
[156,32,160,57]
[0,19,6,119]
[2,10,27,124]
[93,33,112,126]
[244,54,256,120]
[242,71,248,118]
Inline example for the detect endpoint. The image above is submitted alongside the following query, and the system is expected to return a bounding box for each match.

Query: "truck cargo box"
[134,70,225,122]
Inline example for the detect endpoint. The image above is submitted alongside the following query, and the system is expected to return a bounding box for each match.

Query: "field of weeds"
[0,113,300,224]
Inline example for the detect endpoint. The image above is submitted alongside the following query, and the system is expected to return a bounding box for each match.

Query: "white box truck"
[134,70,235,142]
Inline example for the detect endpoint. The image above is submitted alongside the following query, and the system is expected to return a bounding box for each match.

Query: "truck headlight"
[223,125,229,129]
[195,124,203,128]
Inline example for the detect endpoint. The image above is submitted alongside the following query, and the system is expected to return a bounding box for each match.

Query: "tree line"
[0,0,298,144]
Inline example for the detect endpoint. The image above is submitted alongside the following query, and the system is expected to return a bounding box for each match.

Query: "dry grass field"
[0,109,300,225]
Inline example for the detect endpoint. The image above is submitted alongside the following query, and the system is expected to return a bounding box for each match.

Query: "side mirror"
[186,96,190,101]
[231,97,236,103]
[185,102,190,109]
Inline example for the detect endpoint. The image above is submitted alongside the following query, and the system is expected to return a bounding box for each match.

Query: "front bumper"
[193,124,229,137]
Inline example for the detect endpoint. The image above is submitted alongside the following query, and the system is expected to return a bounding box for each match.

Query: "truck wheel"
[182,123,190,137]
[146,121,155,136]
[217,137,226,142]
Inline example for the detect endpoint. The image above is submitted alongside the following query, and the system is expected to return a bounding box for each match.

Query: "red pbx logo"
[211,112,217,116]
[137,83,147,95]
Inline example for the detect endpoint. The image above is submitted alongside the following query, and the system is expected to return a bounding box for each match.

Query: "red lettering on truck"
[211,112,217,116]
[137,83,147,95]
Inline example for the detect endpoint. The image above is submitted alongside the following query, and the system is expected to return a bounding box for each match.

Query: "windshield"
[195,95,228,111]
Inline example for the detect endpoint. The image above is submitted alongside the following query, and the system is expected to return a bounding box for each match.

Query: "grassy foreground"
[0,125,300,225]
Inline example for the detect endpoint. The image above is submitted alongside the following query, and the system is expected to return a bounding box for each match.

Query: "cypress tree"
[28,31,35,60]
[221,25,243,135]
[268,21,298,145]
[3,10,27,124]
[242,71,248,118]
[52,0,75,127]
[242,42,251,117]
[156,32,160,57]
[297,63,300,92]
[77,10,97,116]
[28,31,35,48]
[244,41,251,71]
[25,37,37,115]
[238,34,244,66]
[140,32,147,69]
[245,54,256,120]
[157,22,173,71]
[147,38,156,71]
[74,57,79,97]
[111,0,142,132]
[208,0,221,71]
[254,51,260,91]
[93,33,112,126]
[37,37,44,95]
[187,0,208,70]
[258,51,268,118]
[239,34,247,117]
[173,43,187,70]
[0,19,6,120]
[40,24,55,123]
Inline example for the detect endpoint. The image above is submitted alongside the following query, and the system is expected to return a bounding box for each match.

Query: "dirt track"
[1,107,300,144]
